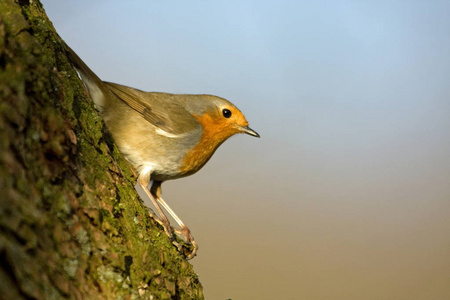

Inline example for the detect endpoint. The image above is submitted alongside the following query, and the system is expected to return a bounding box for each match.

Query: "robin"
[65,43,259,259]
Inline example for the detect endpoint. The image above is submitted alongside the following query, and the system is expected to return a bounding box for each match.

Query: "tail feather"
[64,43,109,112]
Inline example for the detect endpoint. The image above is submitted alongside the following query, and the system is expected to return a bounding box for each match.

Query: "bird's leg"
[151,181,198,259]
[137,173,174,239]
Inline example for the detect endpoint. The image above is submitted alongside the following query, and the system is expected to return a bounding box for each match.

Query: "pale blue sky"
[44,1,450,299]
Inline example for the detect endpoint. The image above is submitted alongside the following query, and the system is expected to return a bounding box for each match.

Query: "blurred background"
[43,1,450,299]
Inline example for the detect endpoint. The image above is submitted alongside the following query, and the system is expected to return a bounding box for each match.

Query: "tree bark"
[0,1,203,299]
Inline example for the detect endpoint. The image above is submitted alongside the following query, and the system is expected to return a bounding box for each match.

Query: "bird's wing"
[104,82,199,135]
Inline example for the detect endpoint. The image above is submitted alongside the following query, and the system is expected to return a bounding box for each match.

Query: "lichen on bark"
[0,0,203,299]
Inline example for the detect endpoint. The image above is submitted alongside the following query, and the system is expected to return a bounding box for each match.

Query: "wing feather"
[104,82,199,135]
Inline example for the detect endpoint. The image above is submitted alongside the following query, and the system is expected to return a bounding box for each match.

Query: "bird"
[64,43,259,259]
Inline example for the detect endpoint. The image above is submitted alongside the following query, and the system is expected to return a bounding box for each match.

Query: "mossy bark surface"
[0,0,203,299]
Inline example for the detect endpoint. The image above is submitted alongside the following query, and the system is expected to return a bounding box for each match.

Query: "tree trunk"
[0,1,203,299]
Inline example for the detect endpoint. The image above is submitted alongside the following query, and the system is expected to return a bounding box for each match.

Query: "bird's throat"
[179,113,237,175]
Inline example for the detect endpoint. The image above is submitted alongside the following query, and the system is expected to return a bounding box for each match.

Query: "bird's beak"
[238,125,260,138]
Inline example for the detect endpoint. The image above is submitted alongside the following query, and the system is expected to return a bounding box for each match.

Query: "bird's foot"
[174,227,198,259]
[181,240,198,260]
[145,207,198,259]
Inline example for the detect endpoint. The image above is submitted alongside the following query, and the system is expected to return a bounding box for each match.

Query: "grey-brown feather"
[104,82,200,135]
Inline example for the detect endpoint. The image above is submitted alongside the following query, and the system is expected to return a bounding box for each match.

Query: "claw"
[173,227,198,259]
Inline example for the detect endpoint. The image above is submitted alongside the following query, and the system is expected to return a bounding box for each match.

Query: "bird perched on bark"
[65,43,259,259]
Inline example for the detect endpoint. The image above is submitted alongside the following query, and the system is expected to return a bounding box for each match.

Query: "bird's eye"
[222,108,232,118]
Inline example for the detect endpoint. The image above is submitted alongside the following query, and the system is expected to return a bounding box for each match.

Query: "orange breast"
[180,112,239,175]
